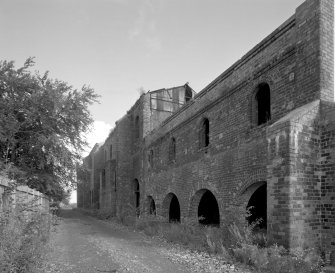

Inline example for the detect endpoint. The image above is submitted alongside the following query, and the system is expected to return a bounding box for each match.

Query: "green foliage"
[0,206,52,273]
[0,58,99,200]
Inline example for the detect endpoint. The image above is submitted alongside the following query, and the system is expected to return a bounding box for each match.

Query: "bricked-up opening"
[135,116,140,139]
[247,184,267,229]
[169,194,181,222]
[254,83,271,125]
[169,137,176,162]
[134,179,140,216]
[147,196,156,215]
[199,118,210,148]
[198,190,220,226]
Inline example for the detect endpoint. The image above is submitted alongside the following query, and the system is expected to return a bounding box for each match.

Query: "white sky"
[2,0,328,203]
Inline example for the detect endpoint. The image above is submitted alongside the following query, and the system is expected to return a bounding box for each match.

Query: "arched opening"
[246,183,267,230]
[147,196,156,215]
[169,195,180,222]
[197,190,220,226]
[169,137,176,162]
[134,179,140,216]
[254,83,271,126]
[199,118,210,148]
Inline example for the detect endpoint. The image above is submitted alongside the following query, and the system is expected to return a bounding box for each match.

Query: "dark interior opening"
[169,138,176,161]
[134,179,140,216]
[198,191,220,226]
[255,83,271,125]
[149,198,156,215]
[169,195,180,222]
[247,184,267,229]
[201,118,209,147]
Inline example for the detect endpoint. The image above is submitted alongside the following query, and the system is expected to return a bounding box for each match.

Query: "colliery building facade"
[78,0,334,262]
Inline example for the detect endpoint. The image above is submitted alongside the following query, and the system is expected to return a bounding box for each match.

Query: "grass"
[135,215,324,273]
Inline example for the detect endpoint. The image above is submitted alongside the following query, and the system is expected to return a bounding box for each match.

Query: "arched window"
[169,137,176,162]
[135,116,140,139]
[199,118,209,148]
[254,83,271,126]
[109,144,113,160]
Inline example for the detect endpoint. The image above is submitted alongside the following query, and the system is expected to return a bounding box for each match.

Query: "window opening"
[255,83,271,125]
[134,179,140,216]
[200,118,210,148]
[169,137,176,162]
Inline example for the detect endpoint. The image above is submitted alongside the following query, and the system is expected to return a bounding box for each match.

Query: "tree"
[0,58,99,201]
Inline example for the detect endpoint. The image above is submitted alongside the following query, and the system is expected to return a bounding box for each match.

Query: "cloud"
[128,0,162,51]
[83,120,112,156]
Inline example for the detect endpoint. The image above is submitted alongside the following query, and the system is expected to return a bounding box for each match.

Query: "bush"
[0,206,52,273]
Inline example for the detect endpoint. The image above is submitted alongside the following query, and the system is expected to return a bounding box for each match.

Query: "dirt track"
[42,209,250,273]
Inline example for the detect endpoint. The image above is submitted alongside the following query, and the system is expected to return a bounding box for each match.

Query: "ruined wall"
[142,0,333,251]
[78,0,334,261]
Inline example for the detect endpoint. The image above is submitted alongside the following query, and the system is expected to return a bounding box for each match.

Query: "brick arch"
[239,181,267,228]
[146,195,156,215]
[235,170,267,196]
[189,189,220,225]
[161,192,180,222]
[249,79,273,127]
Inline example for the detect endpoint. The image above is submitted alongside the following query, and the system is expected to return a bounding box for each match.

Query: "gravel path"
[42,209,251,273]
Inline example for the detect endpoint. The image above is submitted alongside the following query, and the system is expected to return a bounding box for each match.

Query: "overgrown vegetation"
[81,207,324,273]
[135,216,324,273]
[0,201,54,273]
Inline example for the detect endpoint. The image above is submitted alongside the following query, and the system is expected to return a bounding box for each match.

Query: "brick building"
[78,0,334,264]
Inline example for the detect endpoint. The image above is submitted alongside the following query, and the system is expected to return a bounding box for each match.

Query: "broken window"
[254,83,271,126]
[185,85,193,102]
[199,118,210,148]
[135,116,140,139]
[169,137,176,162]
